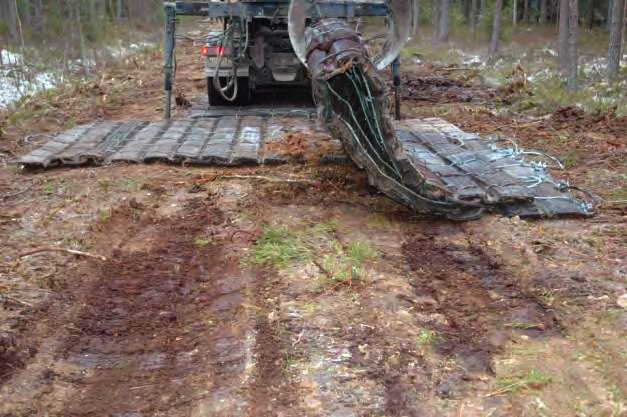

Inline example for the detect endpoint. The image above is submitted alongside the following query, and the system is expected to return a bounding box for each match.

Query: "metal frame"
[164,3,177,119]
[163,1,400,120]
[166,1,388,18]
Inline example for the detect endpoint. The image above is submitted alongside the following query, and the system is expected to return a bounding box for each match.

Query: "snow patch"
[0,42,156,109]
[0,49,57,108]
[462,55,483,66]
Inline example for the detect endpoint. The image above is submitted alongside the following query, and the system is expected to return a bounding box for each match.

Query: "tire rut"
[43,199,256,416]
[249,268,293,417]
[385,221,565,413]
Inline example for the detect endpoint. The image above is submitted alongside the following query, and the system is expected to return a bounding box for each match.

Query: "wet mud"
[0,335,28,386]
[0,165,624,416]
[249,269,293,416]
[332,220,572,416]
[57,200,227,415]
[0,198,257,416]
[404,225,564,347]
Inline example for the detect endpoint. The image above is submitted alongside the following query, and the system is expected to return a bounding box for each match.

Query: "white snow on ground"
[0,42,155,110]
[0,50,57,108]
[448,47,627,85]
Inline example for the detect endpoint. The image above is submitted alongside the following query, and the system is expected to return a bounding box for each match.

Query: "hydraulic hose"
[213,17,249,102]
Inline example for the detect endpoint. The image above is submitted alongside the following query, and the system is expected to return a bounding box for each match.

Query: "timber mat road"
[12,101,593,220]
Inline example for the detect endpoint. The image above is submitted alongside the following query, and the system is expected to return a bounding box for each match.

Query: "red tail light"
[201,46,229,57]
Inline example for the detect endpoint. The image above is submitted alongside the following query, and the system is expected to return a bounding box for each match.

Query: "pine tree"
[607,0,625,80]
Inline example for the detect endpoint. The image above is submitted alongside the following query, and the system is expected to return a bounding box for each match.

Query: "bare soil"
[1,27,626,417]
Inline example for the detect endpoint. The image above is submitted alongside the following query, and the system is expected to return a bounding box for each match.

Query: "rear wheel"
[207,76,251,106]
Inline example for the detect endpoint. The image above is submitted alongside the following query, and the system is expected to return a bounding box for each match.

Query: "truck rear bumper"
[205,57,249,77]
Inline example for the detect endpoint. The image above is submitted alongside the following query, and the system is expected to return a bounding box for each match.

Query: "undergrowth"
[407,25,627,117]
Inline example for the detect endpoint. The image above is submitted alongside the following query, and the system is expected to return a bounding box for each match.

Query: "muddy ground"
[1,32,627,417]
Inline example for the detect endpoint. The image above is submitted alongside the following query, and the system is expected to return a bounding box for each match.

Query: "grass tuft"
[492,369,552,396]
[251,219,378,291]
[252,224,310,267]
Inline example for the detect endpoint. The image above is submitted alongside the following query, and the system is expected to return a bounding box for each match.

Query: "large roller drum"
[286,4,486,220]
[287,0,418,71]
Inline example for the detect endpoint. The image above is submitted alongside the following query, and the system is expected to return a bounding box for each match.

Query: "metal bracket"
[391,56,401,121]
[164,3,177,120]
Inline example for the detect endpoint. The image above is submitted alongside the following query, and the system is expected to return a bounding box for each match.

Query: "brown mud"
[1,40,626,416]
[1,159,625,416]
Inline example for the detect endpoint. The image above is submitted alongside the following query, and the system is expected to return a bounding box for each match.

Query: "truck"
[164,0,415,109]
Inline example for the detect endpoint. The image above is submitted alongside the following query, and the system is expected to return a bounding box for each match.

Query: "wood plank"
[177,119,218,159]
[110,122,168,162]
[144,120,192,160]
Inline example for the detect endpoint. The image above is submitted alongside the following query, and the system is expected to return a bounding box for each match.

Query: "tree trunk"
[523,0,530,22]
[558,0,570,71]
[622,0,627,56]
[438,0,450,42]
[32,0,44,33]
[471,0,479,35]
[567,0,579,91]
[462,0,471,21]
[607,0,625,79]
[513,0,518,26]
[540,0,548,23]
[117,0,124,25]
[490,0,503,54]
[586,0,594,29]
[432,0,440,35]
[3,0,19,41]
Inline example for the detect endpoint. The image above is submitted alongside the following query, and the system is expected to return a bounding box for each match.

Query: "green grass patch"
[98,208,112,223]
[493,369,552,395]
[609,185,627,201]
[194,237,213,247]
[252,224,311,267]
[347,241,377,263]
[416,328,438,349]
[123,179,140,192]
[42,179,56,196]
[99,178,112,192]
[251,219,378,289]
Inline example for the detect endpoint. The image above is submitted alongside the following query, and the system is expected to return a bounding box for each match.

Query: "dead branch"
[0,296,33,307]
[19,247,107,261]
[440,67,474,71]
[217,174,315,184]
[312,259,333,279]
[1,188,30,200]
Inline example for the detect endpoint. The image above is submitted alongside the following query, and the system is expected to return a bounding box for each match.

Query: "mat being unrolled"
[304,18,488,220]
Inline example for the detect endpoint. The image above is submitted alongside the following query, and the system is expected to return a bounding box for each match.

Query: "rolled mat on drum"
[304,18,487,220]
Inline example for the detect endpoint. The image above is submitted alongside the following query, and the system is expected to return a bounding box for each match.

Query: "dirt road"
[1,38,626,415]
[0,154,625,416]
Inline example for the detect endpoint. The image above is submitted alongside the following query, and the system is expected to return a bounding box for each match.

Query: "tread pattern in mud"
[13,116,591,219]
